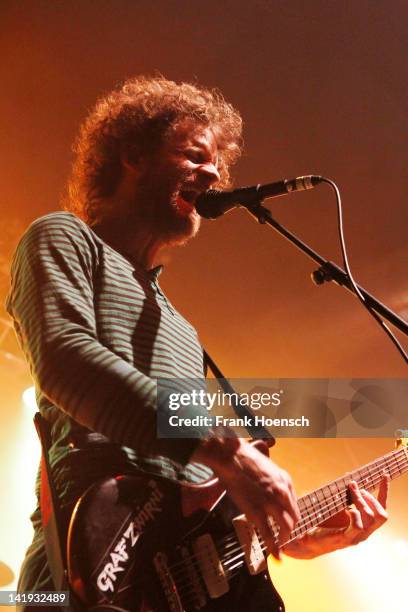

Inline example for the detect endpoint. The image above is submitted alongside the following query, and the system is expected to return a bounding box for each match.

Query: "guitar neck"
[216,444,408,585]
[287,444,408,545]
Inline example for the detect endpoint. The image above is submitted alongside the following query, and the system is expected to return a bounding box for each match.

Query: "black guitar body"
[67,471,285,612]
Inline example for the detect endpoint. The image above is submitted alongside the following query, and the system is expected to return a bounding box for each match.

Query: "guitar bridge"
[154,547,208,611]
[180,546,207,609]
[153,552,183,612]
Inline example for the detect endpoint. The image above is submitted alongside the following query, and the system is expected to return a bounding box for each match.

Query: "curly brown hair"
[64,76,243,225]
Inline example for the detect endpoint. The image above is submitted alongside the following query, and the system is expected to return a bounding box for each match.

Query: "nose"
[198,162,221,188]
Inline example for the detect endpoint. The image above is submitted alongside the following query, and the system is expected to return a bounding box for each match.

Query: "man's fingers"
[272,478,300,525]
[345,478,390,545]
[349,481,374,521]
[265,504,296,549]
[360,489,388,522]
[249,511,280,560]
[275,493,299,544]
[264,516,281,560]
[215,445,300,559]
[377,474,390,509]
[349,478,389,520]
[288,480,301,522]
[348,506,363,531]
[279,509,297,545]
[239,500,286,560]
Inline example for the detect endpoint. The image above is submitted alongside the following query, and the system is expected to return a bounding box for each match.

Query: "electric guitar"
[67,438,408,611]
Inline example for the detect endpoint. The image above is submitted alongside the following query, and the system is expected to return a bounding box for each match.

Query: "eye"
[185,149,205,163]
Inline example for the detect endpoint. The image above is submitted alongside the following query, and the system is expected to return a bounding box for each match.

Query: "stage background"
[1,2,407,610]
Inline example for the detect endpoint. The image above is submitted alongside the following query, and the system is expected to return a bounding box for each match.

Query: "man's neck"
[90,159,169,269]
[94,212,165,271]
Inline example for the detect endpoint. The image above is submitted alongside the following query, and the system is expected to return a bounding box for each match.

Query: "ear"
[120,143,144,173]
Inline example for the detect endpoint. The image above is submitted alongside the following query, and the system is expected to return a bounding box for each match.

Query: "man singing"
[7,76,389,610]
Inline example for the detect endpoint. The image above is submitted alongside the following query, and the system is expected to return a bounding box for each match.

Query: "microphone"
[195,175,324,219]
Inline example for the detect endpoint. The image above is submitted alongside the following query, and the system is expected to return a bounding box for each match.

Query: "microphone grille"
[195,190,227,219]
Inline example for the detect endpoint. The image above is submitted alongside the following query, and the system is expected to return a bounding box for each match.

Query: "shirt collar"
[149,265,164,281]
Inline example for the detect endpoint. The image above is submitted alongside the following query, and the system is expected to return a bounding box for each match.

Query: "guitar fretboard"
[215,444,408,582]
[286,445,408,544]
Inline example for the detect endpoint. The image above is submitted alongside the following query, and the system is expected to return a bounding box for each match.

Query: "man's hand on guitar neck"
[192,436,300,560]
[282,476,389,559]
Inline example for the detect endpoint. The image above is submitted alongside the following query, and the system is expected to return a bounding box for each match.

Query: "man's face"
[134,119,220,245]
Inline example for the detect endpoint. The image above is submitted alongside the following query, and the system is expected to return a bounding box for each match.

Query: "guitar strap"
[34,413,80,611]
[203,349,275,444]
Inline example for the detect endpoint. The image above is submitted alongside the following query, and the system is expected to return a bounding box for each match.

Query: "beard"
[131,166,201,246]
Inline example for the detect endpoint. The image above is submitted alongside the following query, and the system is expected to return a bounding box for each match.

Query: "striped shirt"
[6,212,212,489]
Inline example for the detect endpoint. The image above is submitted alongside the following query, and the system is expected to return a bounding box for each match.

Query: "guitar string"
[173,454,408,592]
[176,458,408,606]
[177,466,391,608]
[220,450,407,550]
[284,455,406,542]
[174,493,399,609]
[218,448,407,550]
[168,458,406,600]
[168,450,406,580]
[224,459,405,566]
[169,455,406,599]
[174,460,405,605]
[224,456,406,559]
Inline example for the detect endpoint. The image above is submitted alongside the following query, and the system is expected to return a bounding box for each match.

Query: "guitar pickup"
[193,534,229,599]
[232,514,267,575]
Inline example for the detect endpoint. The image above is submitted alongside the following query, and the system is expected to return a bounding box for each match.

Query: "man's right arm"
[6,214,198,464]
[192,436,300,560]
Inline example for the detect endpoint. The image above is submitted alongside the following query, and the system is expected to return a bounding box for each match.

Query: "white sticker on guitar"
[97,480,164,593]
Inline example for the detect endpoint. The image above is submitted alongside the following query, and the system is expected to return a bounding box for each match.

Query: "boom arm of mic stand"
[244,202,408,337]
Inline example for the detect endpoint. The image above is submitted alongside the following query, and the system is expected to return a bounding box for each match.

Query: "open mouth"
[176,190,199,214]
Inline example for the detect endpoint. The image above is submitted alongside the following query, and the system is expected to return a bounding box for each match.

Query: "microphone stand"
[243,201,408,337]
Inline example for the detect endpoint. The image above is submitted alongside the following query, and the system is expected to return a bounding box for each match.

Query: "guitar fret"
[370,460,379,481]
[398,451,407,474]
[277,445,408,548]
[339,477,349,508]
[401,449,408,471]
[384,454,392,479]
[335,479,343,512]
[368,463,376,489]
[295,493,316,537]
[377,457,387,477]
[353,468,362,485]
[394,452,403,476]
[302,494,315,533]
[329,481,341,513]
[361,465,374,490]
[359,463,374,489]
[389,452,399,478]
[315,489,325,523]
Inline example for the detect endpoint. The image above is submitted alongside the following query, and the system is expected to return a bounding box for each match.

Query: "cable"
[321,178,408,365]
